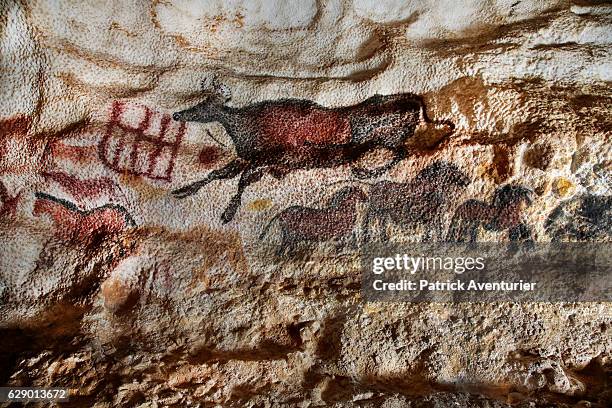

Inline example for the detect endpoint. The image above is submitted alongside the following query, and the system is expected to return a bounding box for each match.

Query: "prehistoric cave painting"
[259,186,367,256]
[446,185,533,243]
[49,140,99,165]
[33,192,135,241]
[545,194,612,242]
[0,181,20,218]
[361,161,470,242]
[198,140,224,168]
[42,171,116,203]
[172,77,454,223]
[99,101,185,181]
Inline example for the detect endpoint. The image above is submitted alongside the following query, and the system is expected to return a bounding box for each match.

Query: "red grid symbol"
[99,101,185,181]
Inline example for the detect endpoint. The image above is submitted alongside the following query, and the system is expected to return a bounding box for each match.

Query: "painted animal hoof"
[221,208,236,224]
[172,184,201,199]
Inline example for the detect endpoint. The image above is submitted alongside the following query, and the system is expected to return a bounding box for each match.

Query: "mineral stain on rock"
[197,144,222,167]
[246,198,272,211]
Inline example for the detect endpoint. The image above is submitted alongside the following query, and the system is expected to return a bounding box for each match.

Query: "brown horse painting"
[259,186,367,256]
[446,185,533,243]
[361,161,470,242]
[545,194,612,242]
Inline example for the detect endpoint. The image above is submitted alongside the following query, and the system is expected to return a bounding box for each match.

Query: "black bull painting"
[171,79,454,223]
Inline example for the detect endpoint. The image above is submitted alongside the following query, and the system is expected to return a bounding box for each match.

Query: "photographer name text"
[371,254,536,292]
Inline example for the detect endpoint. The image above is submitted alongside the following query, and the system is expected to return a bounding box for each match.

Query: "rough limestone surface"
[0,0,610,407]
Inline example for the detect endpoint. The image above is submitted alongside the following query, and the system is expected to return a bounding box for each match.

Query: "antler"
[200,76,215,94]
[200,74,231,101]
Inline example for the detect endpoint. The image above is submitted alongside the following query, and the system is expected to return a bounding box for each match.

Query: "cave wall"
[0,0,610,406]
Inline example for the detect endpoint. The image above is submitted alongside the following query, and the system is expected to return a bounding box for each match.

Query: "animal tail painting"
[259,213,281,241]
[411,94,455,132]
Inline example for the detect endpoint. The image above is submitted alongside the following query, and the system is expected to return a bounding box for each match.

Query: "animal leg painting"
[0,181,20,218]
[221,165,266,224]
[173,158,248,199]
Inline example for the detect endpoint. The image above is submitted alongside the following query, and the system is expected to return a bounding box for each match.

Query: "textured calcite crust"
[0,0,610,406]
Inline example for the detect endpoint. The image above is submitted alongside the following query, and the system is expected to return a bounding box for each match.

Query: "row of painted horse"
[258,161,534,254]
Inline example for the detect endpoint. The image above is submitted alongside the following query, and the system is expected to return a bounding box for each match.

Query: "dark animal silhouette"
[171,77,453,223]
[362,161,470,242]
[545,194,611,242]
[446,185,533,243]
[259,186,367,255]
